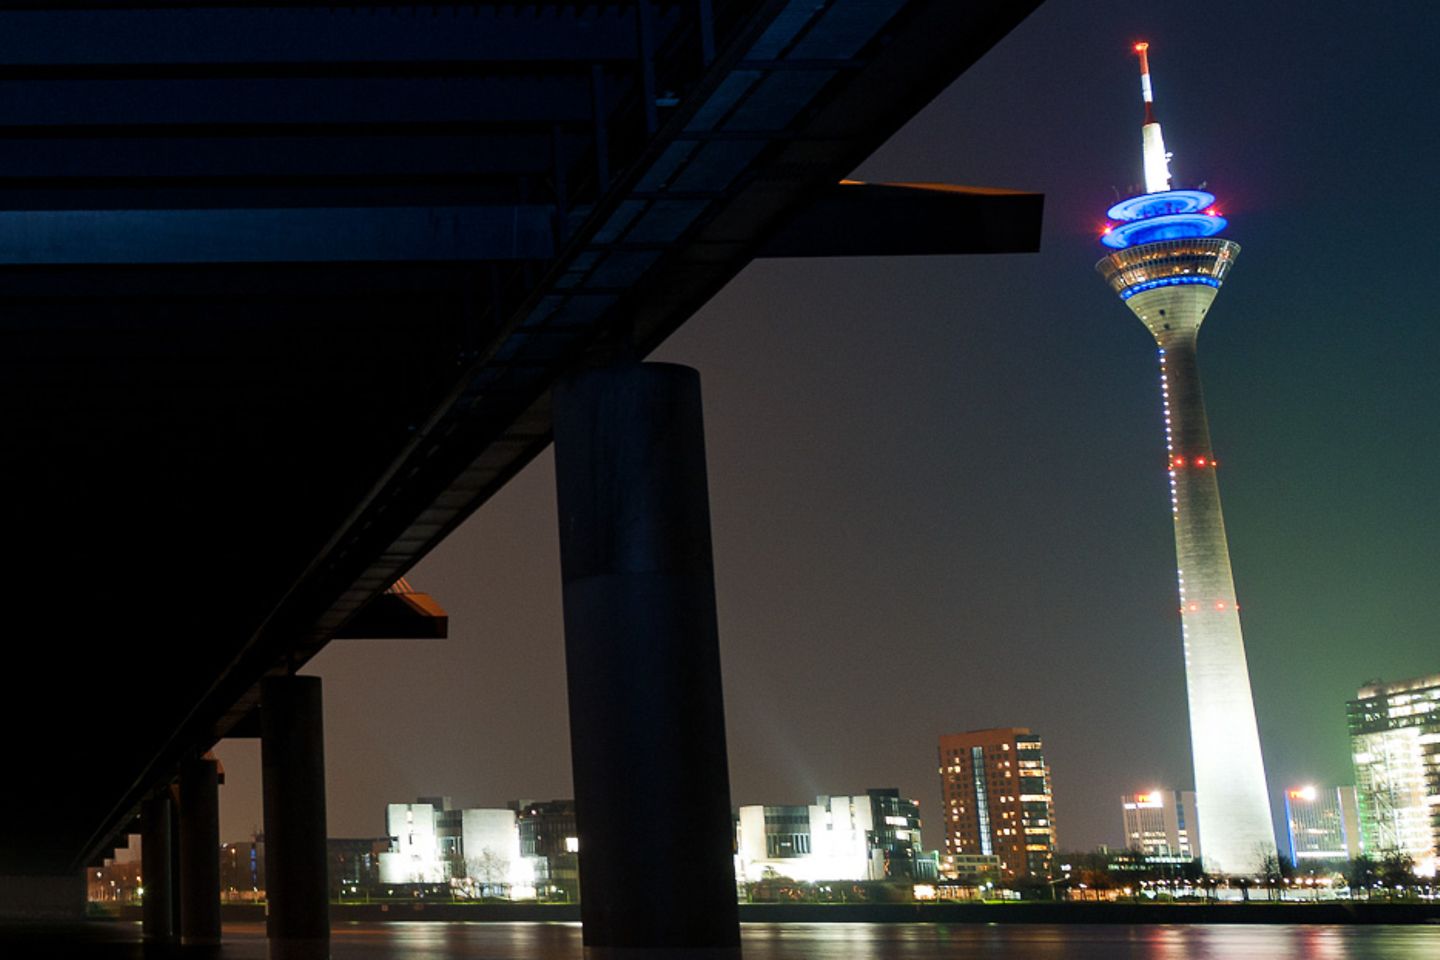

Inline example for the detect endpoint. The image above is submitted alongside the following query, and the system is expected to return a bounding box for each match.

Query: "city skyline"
[209,0,1438,853]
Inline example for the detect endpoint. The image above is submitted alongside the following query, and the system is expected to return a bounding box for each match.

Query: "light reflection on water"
[210,921,1440,960]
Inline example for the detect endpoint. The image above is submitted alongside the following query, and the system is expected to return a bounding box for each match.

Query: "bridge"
[0,2,1043,955]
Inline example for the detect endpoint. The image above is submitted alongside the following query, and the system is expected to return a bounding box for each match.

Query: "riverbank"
[94,899,1440,925]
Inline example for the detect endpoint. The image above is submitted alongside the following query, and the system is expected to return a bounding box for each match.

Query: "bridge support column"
[552,360,740,960]
[141,790,176,943]
[178,755,221,947]
[261,675,331,960]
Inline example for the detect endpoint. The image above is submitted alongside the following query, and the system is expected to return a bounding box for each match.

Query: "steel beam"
[757,181,1044,258]
[334,590,448,640]
[0,7,654,67]
[0,133,561,180]
[0,76,603,128]
[0,206,555,264]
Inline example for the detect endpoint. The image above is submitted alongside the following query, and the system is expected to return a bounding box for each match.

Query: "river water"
[202,921,1439,959]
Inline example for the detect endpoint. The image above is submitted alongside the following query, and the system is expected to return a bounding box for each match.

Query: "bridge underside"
[0,0,1042,880]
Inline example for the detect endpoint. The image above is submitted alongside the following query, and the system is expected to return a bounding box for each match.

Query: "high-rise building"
[1095,42,1276,875]
[1121,789,1201,860]
[937,728,1056,879]
[1348,673,1440,876]
[1283,785,1361,865]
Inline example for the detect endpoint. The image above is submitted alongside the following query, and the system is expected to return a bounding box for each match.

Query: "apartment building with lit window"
[937,728,1056,880]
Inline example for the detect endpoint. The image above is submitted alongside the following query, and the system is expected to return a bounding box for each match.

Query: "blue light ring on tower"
[1106,189,1215,222]
[1101,213,1228,249]
[1118,275,1220,300]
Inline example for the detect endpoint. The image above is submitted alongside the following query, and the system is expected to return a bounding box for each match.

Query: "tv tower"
[1096,42,1277,874]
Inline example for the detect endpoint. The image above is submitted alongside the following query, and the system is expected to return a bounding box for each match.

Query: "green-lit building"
[1347,673,1440,876]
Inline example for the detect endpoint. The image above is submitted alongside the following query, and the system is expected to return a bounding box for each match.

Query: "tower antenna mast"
[1135,42,1172,193]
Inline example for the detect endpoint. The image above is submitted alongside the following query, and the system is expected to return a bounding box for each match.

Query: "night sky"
[208,0,1439,855]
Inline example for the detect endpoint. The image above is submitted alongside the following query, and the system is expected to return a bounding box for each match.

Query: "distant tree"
[1342,855,1378,894]
[1257,846,1285,900]
[1378,849,1416,897]
[1008,874,1051,901]
[1051,850,1116,899]
[467,848,510,898]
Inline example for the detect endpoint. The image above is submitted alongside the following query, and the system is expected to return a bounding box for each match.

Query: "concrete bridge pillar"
[178,755,221,947]
[552,360,740,960]
[261,674,331,960]
[140,789,176,943]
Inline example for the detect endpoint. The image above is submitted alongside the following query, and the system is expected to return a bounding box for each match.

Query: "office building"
[734,789,935,883]
[1121,789,1201,860]
[938,728,1056,879]
[1283,785,1360,865]
[513,799,579,901]
[1348,673,1440,876]
[219,838,264,901]
[326,838,390,898]
[378,798,536,896]
[1095,42,1276,873]
[379,801,443,884]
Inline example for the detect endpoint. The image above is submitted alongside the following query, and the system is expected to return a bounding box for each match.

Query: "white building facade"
[735,791,932,884]
[378,799,536,897]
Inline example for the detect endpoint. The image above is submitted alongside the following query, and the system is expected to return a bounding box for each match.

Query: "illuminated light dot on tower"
[1094,41,1278,875]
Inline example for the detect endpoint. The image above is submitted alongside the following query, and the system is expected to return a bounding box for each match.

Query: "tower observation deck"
[1096,43,1276,875]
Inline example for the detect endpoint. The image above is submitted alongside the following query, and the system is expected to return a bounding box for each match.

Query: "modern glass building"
[1348,674,1440,876]
[1121,789,1201,860]
[1283,785,1360,865]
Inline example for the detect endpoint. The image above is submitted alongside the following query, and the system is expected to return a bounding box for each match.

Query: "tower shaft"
[1099,239,1276,873]
[1154,323,1276,874]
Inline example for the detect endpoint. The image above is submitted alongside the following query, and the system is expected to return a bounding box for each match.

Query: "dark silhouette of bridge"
[0,2,1042,956]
